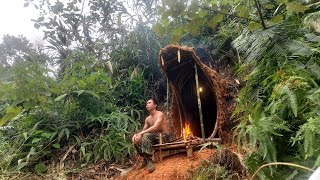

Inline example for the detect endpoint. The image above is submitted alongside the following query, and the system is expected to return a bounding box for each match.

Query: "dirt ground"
[118,148,215,180]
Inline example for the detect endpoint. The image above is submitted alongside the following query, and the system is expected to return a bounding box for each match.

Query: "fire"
[185,123,191,137]
[183,122,192,141]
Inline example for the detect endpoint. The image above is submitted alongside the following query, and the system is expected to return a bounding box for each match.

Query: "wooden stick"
[195,63,206,141]
[153,139,203,147]
[154,144,192,150]
[159,133,163,162]
[166,77,171,131]
[153,140,193,147]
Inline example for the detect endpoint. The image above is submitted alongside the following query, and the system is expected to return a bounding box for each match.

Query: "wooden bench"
[152,134,221,162]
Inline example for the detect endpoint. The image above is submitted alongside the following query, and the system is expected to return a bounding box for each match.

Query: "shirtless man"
[132,98,171,173]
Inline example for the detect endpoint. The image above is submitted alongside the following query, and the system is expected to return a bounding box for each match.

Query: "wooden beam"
[195,64,206,142]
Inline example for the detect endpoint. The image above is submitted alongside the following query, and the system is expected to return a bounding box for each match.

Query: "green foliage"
[0,0,317,178]
[34,163,47,174]
[0,50,145,173]
[1,0,161,177]
[149,1,320,178]
[188,148,247,179]
[189,161,235,180]
[233,7,320,178]
[154,0,310,43]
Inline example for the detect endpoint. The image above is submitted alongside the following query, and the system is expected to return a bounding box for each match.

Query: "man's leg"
[134,144,148,169]
[140,133,158,173]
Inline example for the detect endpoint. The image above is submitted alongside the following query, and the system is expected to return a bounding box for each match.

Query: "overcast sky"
[0,0,43,42]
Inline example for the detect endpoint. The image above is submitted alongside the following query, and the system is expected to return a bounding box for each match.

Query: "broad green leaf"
[275,0,287,4]
[41,132,52,139]
[214,14,224,23]
[85,90,100,99]
[81,146,86,156]
[198,10,208,18]
[64,128,70,140]
[247,22,262,31]
[55,94,67,101]
[34,163,47,174]
[208,14,224,29]
[305,34,320,42]
[220,9,228,14]
[78,80,86,88]
[23,132,28,140]
[0,106,22,126]
[44,91,52,97]
[236,5,248,18]
[50,132,58,141]
[208,19,218,28]
[74,90,85,96]
[270,15,284,24]
[32,138,41,144]
[287,2,307,13]
[53,143,61,149]
[288,42,312,57]
[16,162,27,170]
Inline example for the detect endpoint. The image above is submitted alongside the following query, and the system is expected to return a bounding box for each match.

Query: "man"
[132,98,171,173]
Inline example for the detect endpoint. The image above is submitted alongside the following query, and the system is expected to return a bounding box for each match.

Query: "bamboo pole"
[166,77,170,128]
[194,63,206,142]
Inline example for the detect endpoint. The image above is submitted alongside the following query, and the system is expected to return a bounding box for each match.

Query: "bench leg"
[159,133,163,162]
[186,145,193,157]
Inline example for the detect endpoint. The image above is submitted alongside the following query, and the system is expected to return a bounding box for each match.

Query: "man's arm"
[141,118,149,131]
[139,113,164,135]
[132,117,149,144]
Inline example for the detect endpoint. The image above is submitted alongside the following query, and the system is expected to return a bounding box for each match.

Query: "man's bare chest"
[147,117,157,126]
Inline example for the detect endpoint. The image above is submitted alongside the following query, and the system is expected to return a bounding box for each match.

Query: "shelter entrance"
[162,48,218,138]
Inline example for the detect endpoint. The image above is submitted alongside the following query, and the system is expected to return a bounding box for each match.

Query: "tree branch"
[253,0,267,29]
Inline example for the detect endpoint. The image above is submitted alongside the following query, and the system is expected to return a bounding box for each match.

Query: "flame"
[185,123,191,137]
[183,122,192,141]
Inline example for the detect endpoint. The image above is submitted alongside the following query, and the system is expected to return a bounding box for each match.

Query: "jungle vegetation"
[0,0,319,179]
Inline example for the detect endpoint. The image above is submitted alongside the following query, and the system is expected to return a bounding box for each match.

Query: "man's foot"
[147,159,155,173]
[138,159,147,169]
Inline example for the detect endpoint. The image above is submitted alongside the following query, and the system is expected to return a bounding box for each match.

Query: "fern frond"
[287,40,312,57]
[303,11,320,29]
[233,28,275,64]
[280,85,298,117]
[308,62,320,80]
[268,43,287,60]
[297,116,320,158]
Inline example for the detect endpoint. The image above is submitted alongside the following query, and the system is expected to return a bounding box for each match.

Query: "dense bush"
[0,51,145,173]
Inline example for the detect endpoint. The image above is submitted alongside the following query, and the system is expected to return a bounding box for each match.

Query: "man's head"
[146,98,157,112]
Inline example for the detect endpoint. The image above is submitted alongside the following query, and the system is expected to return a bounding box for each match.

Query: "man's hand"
[135,133,142,143]
[131,134,137,143]
[131,133,142,144]
[132,133,142,144]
